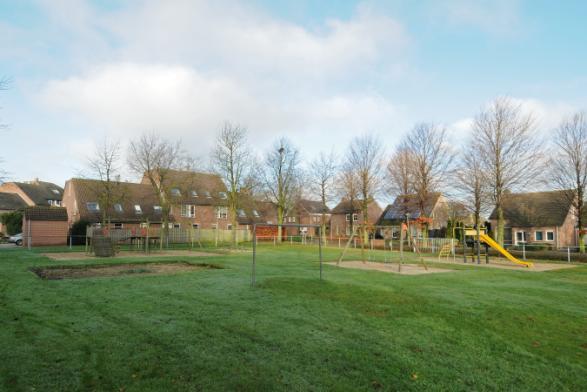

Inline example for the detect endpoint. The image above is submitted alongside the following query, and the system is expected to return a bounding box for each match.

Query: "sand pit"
[328,261,453,275]
[41,250,219,261]
[31,262,223,280]
[429,257,578,272]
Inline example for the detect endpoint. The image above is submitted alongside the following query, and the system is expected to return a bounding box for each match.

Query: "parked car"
[8,233,23,246]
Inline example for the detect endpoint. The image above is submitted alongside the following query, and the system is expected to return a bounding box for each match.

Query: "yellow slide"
[479,234,533,268]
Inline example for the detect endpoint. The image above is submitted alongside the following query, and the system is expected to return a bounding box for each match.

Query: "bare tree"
[386,146,414,198]
[550,112,587,252]
[211,122,253,246]
[473,97,543,245]
[262,138,301,241]
[86,138,124,226]
[403,123,455,234]
[455,142,489,230]
[337,161,360,236]
[127,133,185,245]
[346,135,384,243]
[309,150,338,240]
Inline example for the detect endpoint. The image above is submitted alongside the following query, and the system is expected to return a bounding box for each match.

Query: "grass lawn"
[1,245,586,391]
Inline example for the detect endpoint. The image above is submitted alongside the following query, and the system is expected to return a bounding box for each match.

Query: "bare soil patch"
[429,257,578,272]
[41,250,219,261]
[31,262,223,280]
[327,261,453,275]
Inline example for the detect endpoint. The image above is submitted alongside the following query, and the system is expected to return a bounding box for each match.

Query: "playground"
[1,241,586,391]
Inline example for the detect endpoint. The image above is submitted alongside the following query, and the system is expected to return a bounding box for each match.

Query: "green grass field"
[1,245,586,391]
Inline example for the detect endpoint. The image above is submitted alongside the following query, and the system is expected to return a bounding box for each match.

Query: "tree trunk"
[277,207,283,243]
[496,205,504,246]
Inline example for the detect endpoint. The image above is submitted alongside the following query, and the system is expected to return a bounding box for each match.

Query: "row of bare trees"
[83,98,587,250]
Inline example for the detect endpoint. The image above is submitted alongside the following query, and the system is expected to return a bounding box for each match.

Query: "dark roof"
[378,193,442,224]
[13,181,63,205]
[295,199,330,215]
[69,178,168,224]
[235,193,277,225]
[0,193,27,210]
[23,206,68,221]
[331,199,363,214]
[150,170,229,206]
[488,190,574,227]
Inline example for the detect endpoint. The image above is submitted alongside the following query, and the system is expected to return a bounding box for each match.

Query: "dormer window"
[237,209,246,218]
[219,192,227,199]
[87,202,100,212]
[134,204,142,214]
[48,200,61,207]
[153,205,162,213]
[171,188,181,197]
[252,210,260,217]
[114,203,123,213]
[51,189,60,195]
[204,191,212,198]
[191,190,198,198]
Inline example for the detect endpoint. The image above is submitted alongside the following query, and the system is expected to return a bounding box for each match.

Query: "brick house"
[377,192,451,237]
[488,190,579,248]
[0,179,64,207]
[284,199,330,236]
[142,170,232,230]
[22,206,68,246]
[0,193,27,235]
[330,199,382,237]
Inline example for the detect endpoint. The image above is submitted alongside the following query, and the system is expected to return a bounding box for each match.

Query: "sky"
[1,0,586,196]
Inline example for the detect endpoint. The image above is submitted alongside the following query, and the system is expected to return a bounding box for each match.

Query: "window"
[516,231,525,243]
[219,192,228,199]
[191,190,198,198]
[345,214,350,221]
[181,204,196,218]
[140,223,148,228]
[114,223,123,229]
[204,191,212,198]
[546,231,554,241]
[153,205,162,213]
[535,231,544,241]
[287,216,296,223]
[174,223,181,229]
[134,204,142,214]
[87,202,100,212]
[217,207,228,219]
[227,224,232,230]
[353,213,358,222]
[192,223,199,229]
[211,223,218,229]
[237,209,246,218]
[51,189,60,195]
[171,188,181,197]
[48,200,61,207]
[252,210,260,218]
[114,203,123,213]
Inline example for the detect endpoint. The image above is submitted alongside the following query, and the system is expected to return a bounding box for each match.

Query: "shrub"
[69,219,91,245]
[0,211,23,235]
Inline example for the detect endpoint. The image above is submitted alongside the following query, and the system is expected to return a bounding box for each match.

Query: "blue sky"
[1,0,586,191]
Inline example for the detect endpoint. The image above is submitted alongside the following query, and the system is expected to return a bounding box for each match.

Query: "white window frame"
[205,191,212,198]
[181,204,196,218]
[153,205,162,213]
[535,231,544,241]
[252,210,260,218]
[515,231,526,244]
[134,204,142,214]
[87,202,100,212]
[171,188,181,197]
[352,213,358,222]
[114,203,123,213]
[237,209,246,218]
[219,192,228,199]
[546,231,554,241]
[191,190,198,198]
[217,207,228,219]
[345,214,350,221]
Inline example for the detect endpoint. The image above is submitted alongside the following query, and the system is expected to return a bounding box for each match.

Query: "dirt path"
[428,257,578,272]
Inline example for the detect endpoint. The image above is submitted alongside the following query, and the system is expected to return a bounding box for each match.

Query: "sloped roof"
[296,199,330,214]
[378,193,442,224]
[146,169,229,206]
[0,193,27,211]
[488,190,574,227]
[331,199,363,214]
[69,178,168,223]
[13,181,63,205]
[235,193,277,225]
[23,206,67,221]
